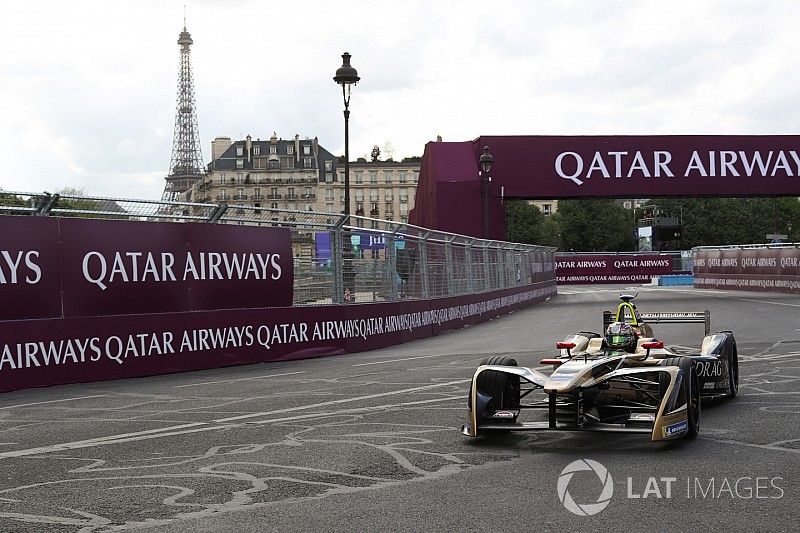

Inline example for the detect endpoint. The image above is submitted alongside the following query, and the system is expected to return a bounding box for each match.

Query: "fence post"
[331,228,344,304]
[207,203,228,223]
[444,237,455,296]
[419,231,430,299]
[33,193,59,216]
[465,242,474,294]
[385,233,399,301]
[482,244,490,291]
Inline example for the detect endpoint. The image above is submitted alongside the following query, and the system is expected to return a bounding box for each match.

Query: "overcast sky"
[1,0,799,200]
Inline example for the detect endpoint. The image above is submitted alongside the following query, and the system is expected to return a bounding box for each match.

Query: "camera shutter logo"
[557,459,614,516]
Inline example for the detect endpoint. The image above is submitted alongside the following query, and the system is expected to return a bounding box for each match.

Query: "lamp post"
[479,146,494,239]
[334,52,360,301]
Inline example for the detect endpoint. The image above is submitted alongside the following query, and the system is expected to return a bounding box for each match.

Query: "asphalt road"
[1,285,799,532]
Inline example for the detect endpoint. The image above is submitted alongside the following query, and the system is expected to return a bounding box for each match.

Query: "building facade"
[185,133,337,215]
[184,135,419,226]
[324,159,419,226]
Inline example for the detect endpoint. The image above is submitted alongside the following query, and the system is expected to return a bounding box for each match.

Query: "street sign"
[766,233,789,240]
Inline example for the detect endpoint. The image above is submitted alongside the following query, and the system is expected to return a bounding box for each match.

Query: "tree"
[648,197,800,248]
[557,199,633,251]
[505,200,545,244]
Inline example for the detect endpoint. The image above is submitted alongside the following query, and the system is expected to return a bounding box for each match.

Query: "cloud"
[1,0,799,199]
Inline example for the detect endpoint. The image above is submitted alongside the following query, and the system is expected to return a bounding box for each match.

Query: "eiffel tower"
[162,22,205,201]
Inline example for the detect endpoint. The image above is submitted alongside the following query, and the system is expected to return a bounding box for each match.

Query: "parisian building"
[184,136,419,226]
[185,133,337,216]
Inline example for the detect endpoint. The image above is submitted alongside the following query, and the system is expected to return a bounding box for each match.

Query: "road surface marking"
[0,395,108,410]
[175,371,306,388]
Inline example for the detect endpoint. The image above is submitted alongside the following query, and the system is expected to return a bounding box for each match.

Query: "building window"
[253,145,260,156]
[269,145,277,155]
[237,173,244,183]
[399,171,407,183]
[324,160,333,171]
[218,174,225,184]
[269,159,280,169]
[384,171,393,184]
[303,157,312,168]
[355,171,363,184]
[271,202,278,209]
[253,158,266,170]
[287,145,294,155]
[369,171,377,184]
[236,159,244,169]
[305,204,313,211]
[355,190,364,202]
[542,203,552,215]
[236,146,243,156]
[254,187,261,199]
[325,189,334,201]
[303,145,311,155]
[325,172,333,183]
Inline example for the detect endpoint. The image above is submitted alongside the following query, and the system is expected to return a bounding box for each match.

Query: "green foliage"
[647,197,800,247]
[557,199,634,252]
[505,200,545,244]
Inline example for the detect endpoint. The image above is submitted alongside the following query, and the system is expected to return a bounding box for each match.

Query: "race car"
[462,295,739,441]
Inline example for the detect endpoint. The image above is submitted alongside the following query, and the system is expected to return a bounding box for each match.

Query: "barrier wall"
[693,247,800,293]
[0,280,555,392]
[555,253,674,284]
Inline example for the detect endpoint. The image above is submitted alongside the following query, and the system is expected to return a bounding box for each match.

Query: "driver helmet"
[606,321,638,352]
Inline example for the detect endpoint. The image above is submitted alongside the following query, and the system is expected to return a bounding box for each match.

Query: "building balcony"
[233,194,249,200]
[301,193,316,199]
[267,194,282,200]
[286,194,299,201]
[370,209,380,217]
[215,194,228,201]
[399,197,408,203]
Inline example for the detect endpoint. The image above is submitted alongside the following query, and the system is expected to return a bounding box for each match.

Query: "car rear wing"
[603,310,710,335]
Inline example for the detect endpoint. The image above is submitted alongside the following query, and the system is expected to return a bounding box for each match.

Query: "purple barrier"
[555,254,673,284]
[0,216,294,321]
[0,280,556,393]
[694,248,800,293]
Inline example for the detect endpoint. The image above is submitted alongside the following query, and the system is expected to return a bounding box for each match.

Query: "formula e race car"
[462,295,739,442]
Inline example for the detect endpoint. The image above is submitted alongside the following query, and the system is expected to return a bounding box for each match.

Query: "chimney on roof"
[436,135,442,142]
[245,135,252,162]
[294,134,300,162]
[211,137,232,160]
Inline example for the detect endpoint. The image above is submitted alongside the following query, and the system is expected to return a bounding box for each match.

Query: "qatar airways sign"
[0,216,293,320]
[479,135,800,198]
[555,254,673,284]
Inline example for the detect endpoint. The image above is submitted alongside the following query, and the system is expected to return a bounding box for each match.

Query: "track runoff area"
[0,286,798,532]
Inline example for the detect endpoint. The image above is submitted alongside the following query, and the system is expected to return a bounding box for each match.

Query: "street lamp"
[479,146,494,239]
[334,52,360,219]
[334,52,360,302]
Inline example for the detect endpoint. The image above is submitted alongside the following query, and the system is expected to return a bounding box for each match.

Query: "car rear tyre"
[660,357,700,438]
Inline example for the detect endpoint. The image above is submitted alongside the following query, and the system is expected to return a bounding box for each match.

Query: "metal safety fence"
[0,190,555,305]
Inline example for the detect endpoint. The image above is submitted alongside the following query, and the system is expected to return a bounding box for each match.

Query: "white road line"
[353,353,472,367]
[0,422,208,459]
[0,395,108,410]
[246,394,464,425]
[213,379,470,423]
[174,371,307,388]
